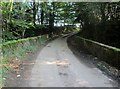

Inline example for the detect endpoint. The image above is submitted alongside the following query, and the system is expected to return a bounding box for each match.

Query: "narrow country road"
[5,37,118,87]
[25,37,117,87]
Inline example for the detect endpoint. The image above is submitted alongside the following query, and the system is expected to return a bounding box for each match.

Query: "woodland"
[1,2,120,48]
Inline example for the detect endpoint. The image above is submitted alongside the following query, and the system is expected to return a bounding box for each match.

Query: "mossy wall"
[2,35,48,62]
[0,35,49,87]
[68,35,120,69]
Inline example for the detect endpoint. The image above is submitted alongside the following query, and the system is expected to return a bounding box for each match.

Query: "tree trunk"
[33,0,36,26]
[48,2,55,38]
[41,9,44,24]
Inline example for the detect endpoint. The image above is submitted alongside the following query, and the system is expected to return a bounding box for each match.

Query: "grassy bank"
[0,35,49,87]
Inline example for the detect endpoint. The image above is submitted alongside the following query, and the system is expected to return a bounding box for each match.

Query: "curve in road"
[26,37,118,87]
